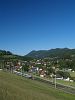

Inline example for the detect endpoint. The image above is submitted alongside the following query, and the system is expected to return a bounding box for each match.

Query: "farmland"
[0,71,75,100]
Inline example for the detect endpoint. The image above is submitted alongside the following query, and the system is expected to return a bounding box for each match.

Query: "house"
[29,67,39,73]
[70,80,73,82]
[64,77,70,81]
[40,75,44,77]
[56,74,63,80]
[39,70,46,77]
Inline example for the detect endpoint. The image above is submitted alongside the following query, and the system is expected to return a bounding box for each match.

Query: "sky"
[0,0,75,55]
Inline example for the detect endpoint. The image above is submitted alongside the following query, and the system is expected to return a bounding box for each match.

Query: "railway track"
[3,70,75,95]
[33,76,75,95]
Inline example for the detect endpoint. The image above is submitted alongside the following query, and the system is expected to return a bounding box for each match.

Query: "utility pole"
[55,74,56,88]
[54,60,58,89]
[52,66,56,88]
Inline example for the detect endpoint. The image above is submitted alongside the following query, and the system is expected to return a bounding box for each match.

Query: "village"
[1,57,74,84]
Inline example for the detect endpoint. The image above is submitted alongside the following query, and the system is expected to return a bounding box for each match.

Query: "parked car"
[0,69,2,71]
[24,74,32,79]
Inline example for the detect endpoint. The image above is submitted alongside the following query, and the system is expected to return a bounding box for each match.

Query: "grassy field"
[70,72,75,77]
[0,71,75,100]
[56,79,75,87]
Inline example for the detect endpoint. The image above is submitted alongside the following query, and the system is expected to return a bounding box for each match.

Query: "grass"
[56,79,75,87]
[70,72,75,77]
[0,71,75,100]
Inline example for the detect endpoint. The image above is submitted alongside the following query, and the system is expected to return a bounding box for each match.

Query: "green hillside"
[0,50,33,61]
[0,71,75,100]
[26,48,75,58]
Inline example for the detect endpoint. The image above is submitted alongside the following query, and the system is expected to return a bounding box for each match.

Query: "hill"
[0,71,75,100]
[26,48,75,58]
[0,50,33,61]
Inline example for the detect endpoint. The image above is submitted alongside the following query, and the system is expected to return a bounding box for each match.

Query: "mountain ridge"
[26,48,75,58]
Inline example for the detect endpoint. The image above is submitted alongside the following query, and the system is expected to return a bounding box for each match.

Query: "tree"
[46,67,55,75]
[22,64,29,72]
[57,71,70,79]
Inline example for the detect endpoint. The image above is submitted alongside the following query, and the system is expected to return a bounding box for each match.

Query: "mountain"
[26,48,75,58]
[0,50,13,56]
[1,48,75,60]
[0,50,33,61]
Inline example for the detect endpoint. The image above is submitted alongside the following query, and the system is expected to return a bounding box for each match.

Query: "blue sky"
[0,0,75,55]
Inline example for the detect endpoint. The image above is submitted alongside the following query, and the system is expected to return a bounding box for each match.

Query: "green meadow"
[0,71,75,100]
